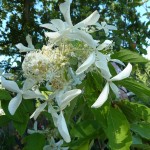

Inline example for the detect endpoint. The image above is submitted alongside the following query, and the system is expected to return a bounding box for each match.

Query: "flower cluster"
[1,0,132,148]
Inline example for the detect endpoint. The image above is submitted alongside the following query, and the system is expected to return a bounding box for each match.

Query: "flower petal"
[110,63,132,81]
[58,89,82,110]
[30,102,47,120]
[26,34,34,49]
[110,59,125,66]
[45,32,61,39]
[51,19,66,31]
[59,0,72,26]
[57,111,71,143]
[23,78,36,91]
[8,93,22,115]
[109,82,120,98]
[76,52,95,75]
[40,23,58,31]
[16,43,35,52]
[97,40,112,50]
[91,82,109,108]
[48,105,58,127]
[75,10,100,28]
[1,77,20,93]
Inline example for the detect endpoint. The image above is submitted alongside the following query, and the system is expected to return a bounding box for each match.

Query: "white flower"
[43,137,68,150]
[1,77,43,115]
[40,0,100,48]
[16,34,35,52]
[91,63,132,108]
[96,22,117,36]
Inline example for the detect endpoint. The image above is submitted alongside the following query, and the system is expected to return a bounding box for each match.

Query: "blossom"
[91,63,132,108]
[1,77,43,115]
[30,89,81,143]
[43,137,68,150]
[40,0,100,48]
[96,22,117,36]
[16,34,35,52]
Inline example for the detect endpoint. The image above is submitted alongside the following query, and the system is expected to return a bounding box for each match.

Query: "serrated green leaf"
[117,100,150,123]
[131,123,150,140]
[106,107,132,150]
[111,50,148,63]
[118,78,150,99]
[23,133,45,150]
[0,89,12,101]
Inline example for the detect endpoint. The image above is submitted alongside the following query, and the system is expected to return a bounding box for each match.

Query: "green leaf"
[0,89,12,101]
[0,115,11,127]
[23,133,45,150]
[106,107,132,150]
[13,114,29,135]
[117,100,150,123]
[131,122,150,140]
[111,50,148,63]
[78,141,89,150]
[1,101,27,123]
[118,78,150,99]
[71,120,100,138]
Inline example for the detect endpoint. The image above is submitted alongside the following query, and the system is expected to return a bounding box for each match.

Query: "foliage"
[0,0,150,150]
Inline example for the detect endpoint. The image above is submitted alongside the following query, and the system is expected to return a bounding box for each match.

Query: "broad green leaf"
[131,144,150,150]
[23,133,45,150]
[1,101,30,123]
[106,107,132,150]
[118,78,150,99]
[0,115,11,127]
[111,50,148,63]
[71,120,100,138]
[78,141,89,150]
[131,123,150,140]
[117,100,150,123]
[13,114,29,135]
[0,89,12,101]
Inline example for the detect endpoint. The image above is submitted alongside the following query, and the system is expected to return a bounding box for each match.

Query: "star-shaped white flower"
[91,63,132,108]
[30,89,81,143]
[1,77,43,115]
[96,22,117,36]
[40,0,100,48]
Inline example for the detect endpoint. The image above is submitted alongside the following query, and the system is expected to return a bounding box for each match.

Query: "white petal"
[23,90,44,100]
[109,82,120,98]
[45,32,61,39]
[30,102,47,120]
[8,93,22,115]
[110,63,132,81]
[51,19,66,31]
[75,10,100,28]
[23,78,36,91]
[97,40,112,50]
[1,77,21,93]
[59,0,72,26]
[48,105,58,127]
[110,59,125,66]
[16,43,35,52]
[76,52,95,75]
[40,23,58,31]
[106,24,117,30]
[59,89,82,110]
[57,111,71,143]
[26,34,34,49]
[71,30,98,48]
[91,82,109,108]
